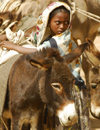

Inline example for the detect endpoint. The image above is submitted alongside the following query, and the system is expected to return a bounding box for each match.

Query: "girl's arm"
[0,34,8,41]
[0,41,37,54]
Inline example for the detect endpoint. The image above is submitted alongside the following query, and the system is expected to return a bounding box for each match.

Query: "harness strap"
[49,38,58,49]
[76,8,100,23]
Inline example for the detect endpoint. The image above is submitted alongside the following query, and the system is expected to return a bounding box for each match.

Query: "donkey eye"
[91,83,97,89]
[52,84,60,89]
[51,83,62,92]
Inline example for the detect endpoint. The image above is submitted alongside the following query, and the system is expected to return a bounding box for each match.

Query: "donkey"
[82,40,100,119]
[89,67,100,119]
[1,43,88,130]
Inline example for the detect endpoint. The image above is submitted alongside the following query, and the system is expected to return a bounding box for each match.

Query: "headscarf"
[32,1,73,46]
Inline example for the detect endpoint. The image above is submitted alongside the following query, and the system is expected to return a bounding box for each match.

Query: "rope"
[76,8,100,20]
[76,8,100,23]
[0,117,8,130]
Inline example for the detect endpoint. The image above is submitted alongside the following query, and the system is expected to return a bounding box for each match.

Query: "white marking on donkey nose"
[91,103,100,118]
[57,103,78,126]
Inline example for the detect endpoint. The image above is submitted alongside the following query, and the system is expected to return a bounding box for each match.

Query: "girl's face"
[49,11,70,36]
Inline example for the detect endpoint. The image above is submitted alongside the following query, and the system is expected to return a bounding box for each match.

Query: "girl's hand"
[0,40,37,54]
[0,41,15,50]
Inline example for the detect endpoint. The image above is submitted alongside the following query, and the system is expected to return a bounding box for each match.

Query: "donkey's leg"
[11,115,21,130]
[30,110,42,130]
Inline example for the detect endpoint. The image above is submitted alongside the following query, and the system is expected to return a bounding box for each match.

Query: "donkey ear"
[64,43,88,64]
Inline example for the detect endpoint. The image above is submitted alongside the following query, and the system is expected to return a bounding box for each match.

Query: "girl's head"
[36,2,72,46]
[49,6,70,36]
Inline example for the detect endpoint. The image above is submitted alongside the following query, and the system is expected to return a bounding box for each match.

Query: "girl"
[0,1,84,81]
[0,2,74,55]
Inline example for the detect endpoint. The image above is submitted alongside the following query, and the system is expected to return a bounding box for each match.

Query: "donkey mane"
[26,48,64,62]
